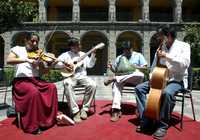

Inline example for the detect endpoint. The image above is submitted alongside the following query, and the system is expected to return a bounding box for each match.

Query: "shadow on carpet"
[0,100,199,140]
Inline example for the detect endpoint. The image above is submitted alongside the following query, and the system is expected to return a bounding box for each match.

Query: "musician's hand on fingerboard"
[107,63,112,69]
[64,63,74,72]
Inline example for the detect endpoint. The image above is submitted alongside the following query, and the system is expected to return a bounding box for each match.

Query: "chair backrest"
[73,85,85,95]
[122,83,136,94]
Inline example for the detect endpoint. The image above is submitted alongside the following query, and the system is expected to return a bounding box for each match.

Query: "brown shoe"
[80,109,88,120]
[73,112,82,123]
[104,77,116,86]
[110,109,122,122]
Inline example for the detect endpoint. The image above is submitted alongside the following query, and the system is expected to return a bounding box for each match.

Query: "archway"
[116,31,142,56]
[81,31,108,75]
[46,0,73,21]
[182,0,200,22]
[46,31,70,57]
[116,0,142,21]
[80,0,108,21]
[11,32,28,47]
[149,0,174,22]
[149,33,160,65]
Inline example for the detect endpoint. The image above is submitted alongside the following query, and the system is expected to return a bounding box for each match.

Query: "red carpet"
[0,100,199,140]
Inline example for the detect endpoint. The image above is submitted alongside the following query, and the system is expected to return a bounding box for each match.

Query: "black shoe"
[32,128,42,135]
[136,117,151,133]
[136,125,143,132]
[152,128,167,140]
[136,125,148,133]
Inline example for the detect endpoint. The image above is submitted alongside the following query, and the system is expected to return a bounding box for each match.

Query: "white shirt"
[11,46,39,77]
[56,51,96,78]
[151,39,191,84]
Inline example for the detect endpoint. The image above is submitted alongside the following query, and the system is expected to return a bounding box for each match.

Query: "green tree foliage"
[0,0,38,33]
[183,25,200,67]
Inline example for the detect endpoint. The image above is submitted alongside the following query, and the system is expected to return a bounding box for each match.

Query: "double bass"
[144,40,169,120]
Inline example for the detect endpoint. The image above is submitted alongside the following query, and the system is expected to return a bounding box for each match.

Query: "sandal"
[56,112,75,125]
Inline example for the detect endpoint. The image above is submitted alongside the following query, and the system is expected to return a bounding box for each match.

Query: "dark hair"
[121,41,132,49]
[68,37,80,46]
[25,32,40,41]
[157,25,177,39]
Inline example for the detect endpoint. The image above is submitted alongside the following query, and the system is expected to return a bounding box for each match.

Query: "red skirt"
[12,77,58,133]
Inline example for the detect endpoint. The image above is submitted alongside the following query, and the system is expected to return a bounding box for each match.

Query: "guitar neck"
[76,48,96,62]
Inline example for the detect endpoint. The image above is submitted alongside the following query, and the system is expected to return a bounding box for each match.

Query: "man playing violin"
[134,25,191,139]
[7,33,59,134]
[54,37,97,123]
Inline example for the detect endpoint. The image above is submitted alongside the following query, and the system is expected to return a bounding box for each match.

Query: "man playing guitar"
[55,37,98,123]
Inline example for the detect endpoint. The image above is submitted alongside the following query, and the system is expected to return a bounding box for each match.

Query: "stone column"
[142,0,149,22]
[107,30,116,75]
[3,32,12,65]
[38,31,46,50]
[72,0,80,22]
[39,0,47,22]
[142,31,151,66]
[174,0,182,22]
[109,0,116,22]
[72,30,80,39]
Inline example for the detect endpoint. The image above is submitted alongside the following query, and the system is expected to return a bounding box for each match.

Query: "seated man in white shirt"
[55,37,97,124]
[134,25,191,139]
[104,41,147,122]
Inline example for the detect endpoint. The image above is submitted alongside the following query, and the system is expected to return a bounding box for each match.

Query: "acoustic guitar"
[61,42,105,77]
[144,41,169,120]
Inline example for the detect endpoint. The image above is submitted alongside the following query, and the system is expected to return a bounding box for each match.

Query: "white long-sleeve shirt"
[56,51,96,78]
[151,39,191,83]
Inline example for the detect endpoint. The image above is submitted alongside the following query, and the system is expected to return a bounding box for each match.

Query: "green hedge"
[41,70,63,83]
[2,67,200,90]
[193,68,200,90]
[2,66,15,85]
[1,67,64,85]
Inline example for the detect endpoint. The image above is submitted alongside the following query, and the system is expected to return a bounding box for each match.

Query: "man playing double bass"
[134,25,191,139]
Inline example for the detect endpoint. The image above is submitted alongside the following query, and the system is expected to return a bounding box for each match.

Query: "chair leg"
[3,87,8,105]
[17,112,21,129]
[180,94,185,129]
[62,90,65,102]
[93,95,96,113]
[189,93,196,121]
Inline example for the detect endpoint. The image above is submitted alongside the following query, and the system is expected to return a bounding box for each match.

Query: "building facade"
[0,0,200,75]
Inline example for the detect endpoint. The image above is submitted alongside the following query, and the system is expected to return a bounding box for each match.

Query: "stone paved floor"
[0,76,199,122]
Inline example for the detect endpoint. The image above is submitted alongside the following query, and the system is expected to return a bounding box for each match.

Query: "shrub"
[1,66,200,90]
[3,66,15,85]
[41,70,63,83]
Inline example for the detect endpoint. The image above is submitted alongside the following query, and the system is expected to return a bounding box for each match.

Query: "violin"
[27,49,58,74]
[27,48,74,73]
[27,48,56,65]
